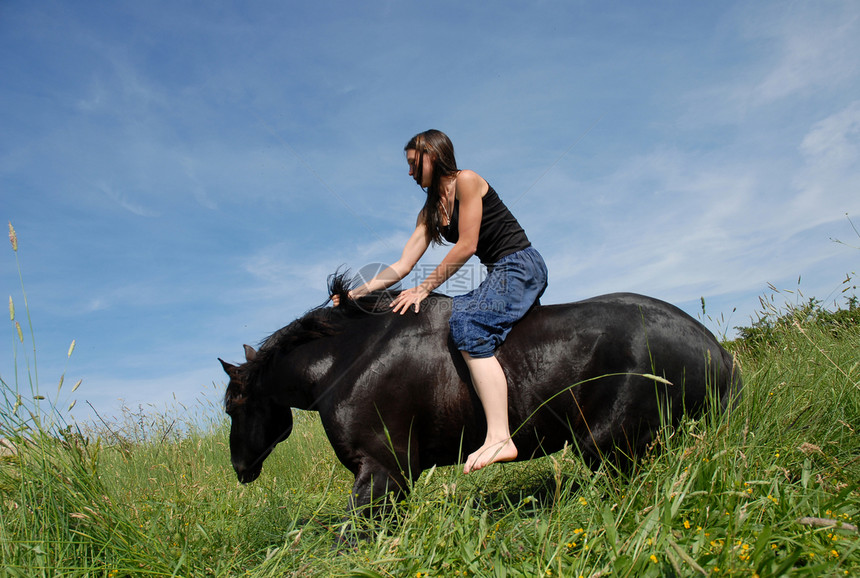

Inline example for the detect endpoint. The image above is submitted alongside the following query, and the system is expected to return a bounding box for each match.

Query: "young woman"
[338,129,547,473]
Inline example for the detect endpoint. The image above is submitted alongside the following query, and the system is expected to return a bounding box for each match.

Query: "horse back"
[495,293,738,463]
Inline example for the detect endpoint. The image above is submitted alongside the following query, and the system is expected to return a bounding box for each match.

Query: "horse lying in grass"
[219,273,741,515]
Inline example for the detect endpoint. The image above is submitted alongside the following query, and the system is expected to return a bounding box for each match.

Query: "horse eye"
[225,392,246,414]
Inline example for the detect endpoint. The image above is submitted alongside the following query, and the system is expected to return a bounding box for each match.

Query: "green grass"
[2,226,859,576]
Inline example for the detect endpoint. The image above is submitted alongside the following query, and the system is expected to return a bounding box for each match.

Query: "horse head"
[219,344,293,484]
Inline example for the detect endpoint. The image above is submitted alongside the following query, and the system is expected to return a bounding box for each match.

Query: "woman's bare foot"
[463,437,518,473]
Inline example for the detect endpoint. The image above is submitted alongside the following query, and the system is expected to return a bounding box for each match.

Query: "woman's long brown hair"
[405,129,459,245]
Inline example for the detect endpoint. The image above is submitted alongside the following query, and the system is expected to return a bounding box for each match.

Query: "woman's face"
[406,148,433,188]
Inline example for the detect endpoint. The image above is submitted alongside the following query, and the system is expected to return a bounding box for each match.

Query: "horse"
[219,273,741,515]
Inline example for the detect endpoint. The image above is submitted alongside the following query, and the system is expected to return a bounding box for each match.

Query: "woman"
[338,129,547,473]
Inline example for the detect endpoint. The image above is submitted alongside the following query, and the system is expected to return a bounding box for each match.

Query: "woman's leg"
[462,352,518,473]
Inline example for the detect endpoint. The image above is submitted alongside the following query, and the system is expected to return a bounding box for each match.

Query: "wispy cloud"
[746,3,860,105]
[790,101,860,227]
[97,182,160,217]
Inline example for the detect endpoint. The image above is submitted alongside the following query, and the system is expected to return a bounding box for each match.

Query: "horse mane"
[327,269,399,314]
[239,270,401,380]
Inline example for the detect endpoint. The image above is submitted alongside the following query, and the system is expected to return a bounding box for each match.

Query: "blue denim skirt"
[449,246,548,358]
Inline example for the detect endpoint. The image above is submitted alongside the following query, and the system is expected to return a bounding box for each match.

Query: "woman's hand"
[331,290,353,307]
[390,285,430,315]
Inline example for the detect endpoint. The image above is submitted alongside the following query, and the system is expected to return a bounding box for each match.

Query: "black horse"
[220,274,741,514]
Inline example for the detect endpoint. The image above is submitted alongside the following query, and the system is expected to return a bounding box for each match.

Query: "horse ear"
[243,344,257,362]
[219,358,237,377]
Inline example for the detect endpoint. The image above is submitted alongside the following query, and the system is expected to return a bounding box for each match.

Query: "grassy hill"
[2,266,858,576]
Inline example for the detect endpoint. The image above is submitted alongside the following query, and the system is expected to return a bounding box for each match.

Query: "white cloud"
[97,182,160,217]
[799,100,860,167]
[536,112,857,309]
[677,2,860,129]
[241,242,334,304]
[747,3,860,105]
[791,101,860,227]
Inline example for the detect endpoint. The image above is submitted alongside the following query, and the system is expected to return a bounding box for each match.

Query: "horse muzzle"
[235,465,262,484]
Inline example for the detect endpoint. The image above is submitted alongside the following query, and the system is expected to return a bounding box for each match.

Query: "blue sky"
[2,1,859,424]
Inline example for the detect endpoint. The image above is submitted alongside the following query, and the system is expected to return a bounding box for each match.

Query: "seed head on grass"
[8,222,17,251]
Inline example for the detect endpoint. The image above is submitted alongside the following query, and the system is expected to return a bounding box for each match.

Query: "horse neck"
[266,307,402,411]
[265,346,334,411]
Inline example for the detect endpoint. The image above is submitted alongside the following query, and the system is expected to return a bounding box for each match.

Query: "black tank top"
[440,184,531,265]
